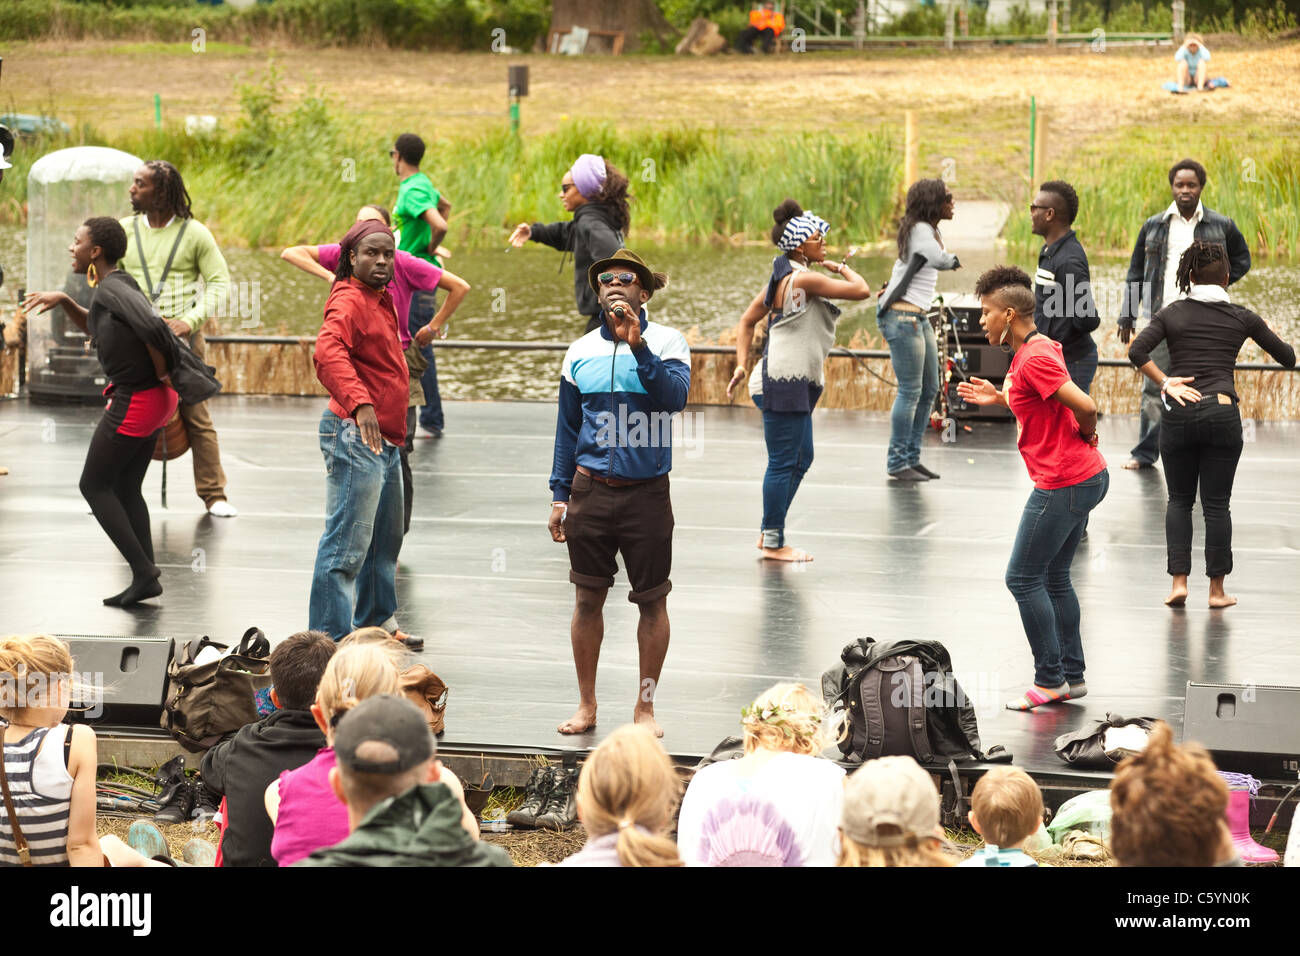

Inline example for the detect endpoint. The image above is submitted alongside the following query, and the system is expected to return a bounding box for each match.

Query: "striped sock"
[1006,682,1070,711]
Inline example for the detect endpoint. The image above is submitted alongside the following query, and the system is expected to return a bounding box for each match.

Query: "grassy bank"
[1002,131,1300,257]
[0,72,904,248]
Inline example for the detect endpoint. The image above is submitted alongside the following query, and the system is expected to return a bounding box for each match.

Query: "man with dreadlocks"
[1128,240,1295,609]
[1116,158,1251,471]
[120,160,236,516]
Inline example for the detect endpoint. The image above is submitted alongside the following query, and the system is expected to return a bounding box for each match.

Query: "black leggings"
[79,415,159,579]
[1160,398,1243,577]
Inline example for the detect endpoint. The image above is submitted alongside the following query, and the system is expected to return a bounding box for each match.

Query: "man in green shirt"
[391,133,451,438]
[121,160,236,516]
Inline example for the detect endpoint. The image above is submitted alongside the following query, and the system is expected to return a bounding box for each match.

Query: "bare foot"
[1165,576,1188,607]
[760,546,813,562]
[633,706,663,738]
[557,706,597,735]
[1208,593,1238,608]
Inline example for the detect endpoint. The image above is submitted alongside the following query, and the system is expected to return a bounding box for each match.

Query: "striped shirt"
[0,724,74,866]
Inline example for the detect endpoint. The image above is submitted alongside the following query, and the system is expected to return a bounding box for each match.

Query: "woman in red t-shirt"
[957,267,1109,712]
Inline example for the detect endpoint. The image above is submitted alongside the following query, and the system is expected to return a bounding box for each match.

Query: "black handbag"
[1053,712,1158,769]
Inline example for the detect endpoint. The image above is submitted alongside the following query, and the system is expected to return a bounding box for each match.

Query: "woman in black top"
[25,218,180,607]
[1128,240,1296,608]
[507,153,629,332]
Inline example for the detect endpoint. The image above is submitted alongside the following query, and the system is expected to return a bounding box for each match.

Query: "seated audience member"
[269,641,476,865]
[555,725,683,867]
[677,683,846,866]
[838,756,953,868]
[294,695,511,868]
[1110,721,1239,866]
[737,1,785,54]
[1175,33,1211,90]
[200,630,336,867]
[0,635,102,866]
[959,766,1043,867]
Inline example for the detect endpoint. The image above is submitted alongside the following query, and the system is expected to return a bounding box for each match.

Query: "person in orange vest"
[737,2,785,54]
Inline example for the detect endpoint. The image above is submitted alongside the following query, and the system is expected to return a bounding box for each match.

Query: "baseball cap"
[841,756,940,847]
[333,694,434,774]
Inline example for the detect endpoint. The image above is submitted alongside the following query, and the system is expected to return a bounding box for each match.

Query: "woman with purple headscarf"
[508,154,631,333]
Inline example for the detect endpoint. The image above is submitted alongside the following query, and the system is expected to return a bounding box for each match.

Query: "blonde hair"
[315,644,401,730]
[837,833,954,868]
[741,682,843,756]
[970,766,1043,848]
[576,725,683,867]
[0,635,75,720]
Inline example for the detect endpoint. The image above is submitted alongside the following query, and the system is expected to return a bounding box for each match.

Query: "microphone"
[612,304,628,319]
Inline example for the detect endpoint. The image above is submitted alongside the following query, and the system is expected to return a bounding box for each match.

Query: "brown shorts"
[565,471,674,604]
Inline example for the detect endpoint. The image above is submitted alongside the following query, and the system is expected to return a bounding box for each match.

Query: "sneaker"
[127,821,169,861]
[391,630,424,652]
[181,838,217,867]
[888,467,930,482]
[912,463,941,480]
[417,424,443,439]
[506,766,555,829]
[206,500,238,517]
[536,768,579,831]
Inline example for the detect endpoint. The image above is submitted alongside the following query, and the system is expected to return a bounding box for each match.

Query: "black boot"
[506,766,555,829]
[192,778,221,823]
[536,768,579,831]
[151,756,191,824]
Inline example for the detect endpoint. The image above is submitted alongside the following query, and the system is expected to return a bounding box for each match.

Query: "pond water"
[3,226,1296,402]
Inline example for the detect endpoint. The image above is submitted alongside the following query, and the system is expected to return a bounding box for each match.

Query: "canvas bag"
[161,628,272,753]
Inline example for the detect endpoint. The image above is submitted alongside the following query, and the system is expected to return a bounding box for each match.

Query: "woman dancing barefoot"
[727,200,870,562]
[957,267,1108,712]
[25,219,180,607]
[1128,241,1296,609]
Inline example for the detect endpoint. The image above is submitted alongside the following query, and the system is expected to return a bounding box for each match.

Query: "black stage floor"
[2,396,1298,776]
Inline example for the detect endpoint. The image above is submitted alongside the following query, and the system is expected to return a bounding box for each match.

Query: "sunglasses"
[559,182,576,194]
[1029,203,1052,212]
[598,272,638,286]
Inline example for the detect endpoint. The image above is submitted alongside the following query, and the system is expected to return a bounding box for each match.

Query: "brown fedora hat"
[587,249,669,300]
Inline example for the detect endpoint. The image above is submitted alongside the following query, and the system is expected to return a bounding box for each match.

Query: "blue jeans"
[408,291,444,432]
[878,308,939,474]
[1130,339,1169,465]
[1066,349,1098,395]
[1004,468,1109,687]
[757,399,814,548]
[308,409,405,640]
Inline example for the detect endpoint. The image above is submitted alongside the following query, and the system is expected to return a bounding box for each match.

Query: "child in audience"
[0,635,102,866]
[555,725,683,867]
[1110,721,1238,866]
[959,766,1042,867]
[294,695,510,868]
[268,642,476,865]
[200,630,336,867]
[677,683,846,866]
[838,755,953,867]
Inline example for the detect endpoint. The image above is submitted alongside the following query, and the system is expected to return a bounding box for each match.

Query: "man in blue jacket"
[548,250,691,739]
[1117,158,1251,468]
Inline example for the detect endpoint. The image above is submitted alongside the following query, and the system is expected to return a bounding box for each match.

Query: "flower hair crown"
[741,702,818,739]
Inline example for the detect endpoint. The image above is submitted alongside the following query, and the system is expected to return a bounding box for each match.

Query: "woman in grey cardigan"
[877,180,960,481]
[728,200,871,561]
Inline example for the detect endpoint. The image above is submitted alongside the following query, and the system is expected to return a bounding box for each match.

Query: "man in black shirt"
[1031,180,1099,392]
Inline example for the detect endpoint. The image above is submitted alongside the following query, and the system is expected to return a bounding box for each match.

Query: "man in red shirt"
[309,220,422,650]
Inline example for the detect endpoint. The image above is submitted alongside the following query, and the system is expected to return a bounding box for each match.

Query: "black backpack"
[821,637,1011,767]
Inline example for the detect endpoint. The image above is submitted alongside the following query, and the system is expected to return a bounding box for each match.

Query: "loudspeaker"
[61,634,175,728]
[1184,681,1300,779]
